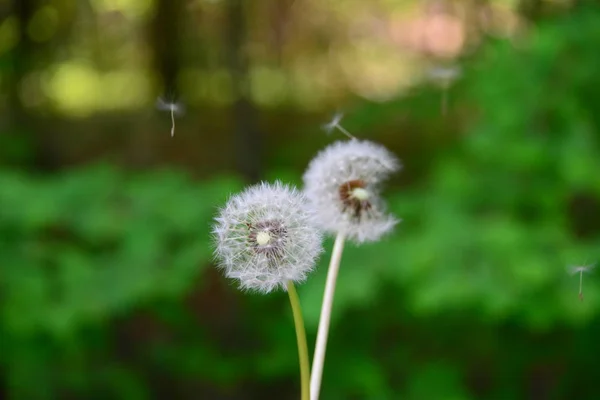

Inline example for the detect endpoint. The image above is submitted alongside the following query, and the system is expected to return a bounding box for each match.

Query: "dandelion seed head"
[213,181,323,293]
[303,140,401,243]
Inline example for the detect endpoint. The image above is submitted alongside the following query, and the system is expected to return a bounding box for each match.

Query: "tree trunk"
[1,0,37,167]
[134,0,184,167]
[226,0,262,183]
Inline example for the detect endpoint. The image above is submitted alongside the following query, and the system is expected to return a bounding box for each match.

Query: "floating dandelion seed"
[321,112,356,140]
[322,112,343,133]
[156,97,184,137]
[567,263,595,302]
[427,64,462,116]
[428,64,462,84]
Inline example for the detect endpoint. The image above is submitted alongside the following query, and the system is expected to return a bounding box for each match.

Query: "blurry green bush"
[2,3,600,399]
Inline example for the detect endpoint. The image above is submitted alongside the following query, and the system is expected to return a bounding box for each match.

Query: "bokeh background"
[2,0,600,398]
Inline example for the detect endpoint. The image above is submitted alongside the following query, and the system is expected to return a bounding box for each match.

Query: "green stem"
[286,280,310,400]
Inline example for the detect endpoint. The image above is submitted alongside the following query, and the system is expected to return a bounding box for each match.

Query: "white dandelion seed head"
[303,139,401,244]
[567,263,596,275]
[212,181,323,294]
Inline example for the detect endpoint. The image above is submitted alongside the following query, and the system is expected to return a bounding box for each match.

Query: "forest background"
[2,0,600,399]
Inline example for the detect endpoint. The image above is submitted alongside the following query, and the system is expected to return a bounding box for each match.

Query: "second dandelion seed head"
[303,139,401,243]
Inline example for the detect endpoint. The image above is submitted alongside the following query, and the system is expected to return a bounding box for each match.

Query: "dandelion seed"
[427,64,462,116]
[321,112,356,140]
[428,65,462,84]
[156,97,184,137]
[303,140,401,243]
[567,263,595,302]
[212,181,323,293]
[322,112,343,133]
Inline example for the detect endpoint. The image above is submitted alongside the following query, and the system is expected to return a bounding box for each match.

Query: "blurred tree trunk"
[226,0,262,183]
[1,0,37,166]
[6,0,34,123]
[518,0,578,22]
[4,0,79,170]
[518,0,543,20]
[135,0,184,167]
[269,0,295,66]
[150,0,182,92]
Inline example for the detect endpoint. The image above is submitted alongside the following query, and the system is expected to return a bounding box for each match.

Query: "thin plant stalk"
[579,270,584,302]
[335,125,356,140]
[170,108,176,137]
[310,232,346,400]
[286,280,311,400]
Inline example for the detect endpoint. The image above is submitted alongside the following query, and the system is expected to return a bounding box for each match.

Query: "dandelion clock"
[212,181,323,400]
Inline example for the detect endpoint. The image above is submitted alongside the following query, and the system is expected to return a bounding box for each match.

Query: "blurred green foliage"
[3,3,600,399]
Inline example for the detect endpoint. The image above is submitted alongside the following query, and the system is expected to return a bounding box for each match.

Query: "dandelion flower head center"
[339,179,373,217]
[247,219,288,258]
[351,187,370,201]
[256,231,272,246]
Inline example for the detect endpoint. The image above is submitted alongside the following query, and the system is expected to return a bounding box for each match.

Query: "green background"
[2,1,600,399]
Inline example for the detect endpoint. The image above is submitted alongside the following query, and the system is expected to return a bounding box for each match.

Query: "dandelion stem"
[286,280,310,400]
[311,232,346,400]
